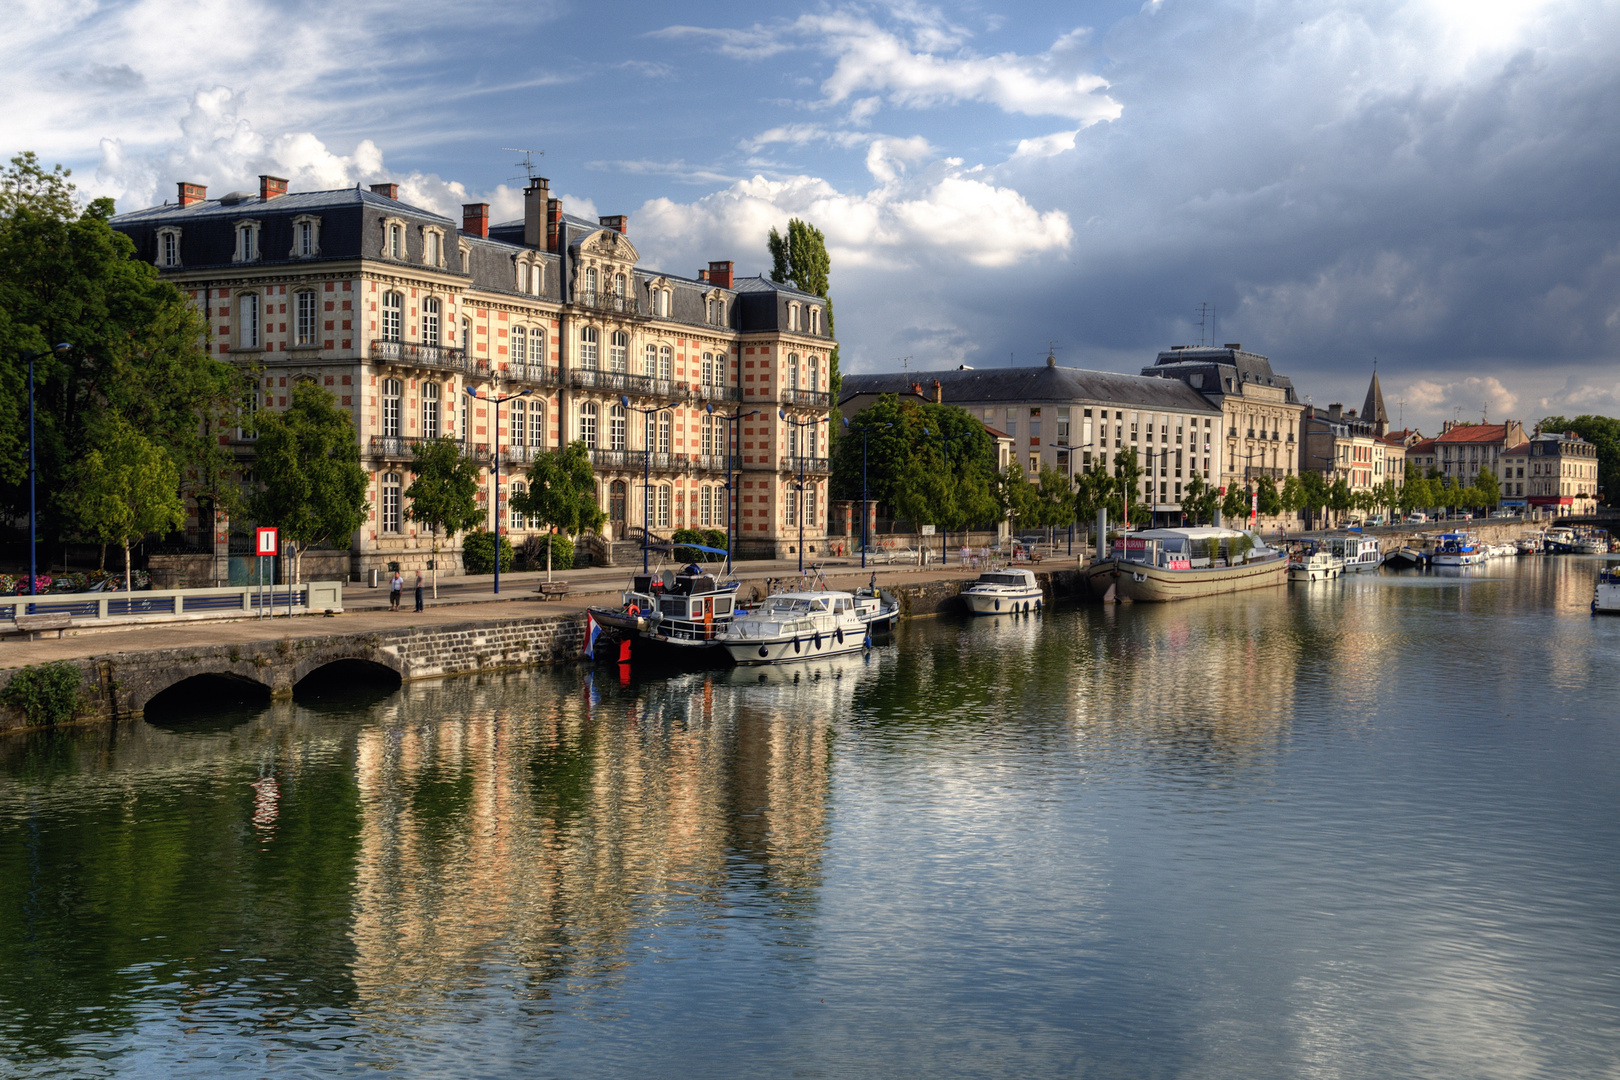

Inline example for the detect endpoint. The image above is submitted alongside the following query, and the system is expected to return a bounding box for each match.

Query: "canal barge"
[1086,527,1288,602]
[588,565,740,654]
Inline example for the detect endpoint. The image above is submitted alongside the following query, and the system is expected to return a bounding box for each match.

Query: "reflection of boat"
[587,567,740,653]
[1325,533,1382,572]
[1430,532,1486,567]
[1086,527,1288,602]
[1289,549,1344,581]
[960,568,1043,614]
[1594,565,1620,614]
[719,591,869,665]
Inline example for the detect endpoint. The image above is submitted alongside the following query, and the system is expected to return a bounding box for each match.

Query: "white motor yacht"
[1326,533,1383,573]
[960,568,1044,615]
[719,591,870,666]
[1594,565,1620,614]
[1289,550,1344,581]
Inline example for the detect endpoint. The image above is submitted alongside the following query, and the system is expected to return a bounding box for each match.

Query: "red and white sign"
[1123,537,1149,552]
[256,527,279,556]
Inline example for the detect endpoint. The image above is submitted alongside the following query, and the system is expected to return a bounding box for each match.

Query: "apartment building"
[111,174,834,573]
[1525,430,1600,514]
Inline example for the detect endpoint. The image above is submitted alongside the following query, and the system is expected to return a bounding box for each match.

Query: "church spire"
[1363,368,1389,435]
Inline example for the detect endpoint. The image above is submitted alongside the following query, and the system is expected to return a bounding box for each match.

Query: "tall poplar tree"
[767,219,840,403]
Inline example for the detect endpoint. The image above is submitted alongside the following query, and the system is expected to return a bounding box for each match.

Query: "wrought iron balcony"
[369,340,490,378]
[368,435,489,463]
[691,383,742,404]
[588,448,636,470]
[504,362,561,388]
[1244,465,1288,481]
[779,387,831,409]
[783,456,831,475]
[571,368,655,396]
[500,444,548,466]
[691,454,742,473]
[577,291,641,317]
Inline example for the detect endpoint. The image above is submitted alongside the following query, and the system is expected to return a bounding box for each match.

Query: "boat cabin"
[1115,528,1273,570]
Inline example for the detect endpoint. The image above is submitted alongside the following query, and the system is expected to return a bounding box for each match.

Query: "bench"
[536,581,570,600]
[10,613,73,640]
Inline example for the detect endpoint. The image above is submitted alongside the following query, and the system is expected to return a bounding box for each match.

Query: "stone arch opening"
[144,672,272,725]
[293,658,402,708]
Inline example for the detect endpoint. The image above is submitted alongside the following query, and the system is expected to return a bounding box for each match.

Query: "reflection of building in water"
[346,669,835,1014]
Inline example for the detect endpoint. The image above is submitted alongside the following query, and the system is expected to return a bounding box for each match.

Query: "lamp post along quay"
[709,403,760,576]
[464,385,530,594]
[1047,441,1075,555]
[921,425,961,565]
[620,396,663,574]
[844,417,893,570]
[23,343,72,599]
[778,410,821,574]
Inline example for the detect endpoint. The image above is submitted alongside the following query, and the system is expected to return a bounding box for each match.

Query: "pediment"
[576,228,639,263]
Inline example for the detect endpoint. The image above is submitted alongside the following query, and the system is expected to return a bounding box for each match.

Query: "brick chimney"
[599,214,627,235]
[370,182,399,200]
[259,175,288,201]
[177,182,207,207]
[523,177,549,248]
[707,260,734,288]
[546,198,562,253]
[1328,403,1343,420]
[697,268,710,282]
[932,379,943,404]
[462,202,490,238]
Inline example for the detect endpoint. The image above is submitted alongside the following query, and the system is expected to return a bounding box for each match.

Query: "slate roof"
[1436,423,1512,444]
[1141,345,1301,404]
[839,364,1223,414]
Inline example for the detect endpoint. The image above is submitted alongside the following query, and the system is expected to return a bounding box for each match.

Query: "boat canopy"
[1130,527,1262,542]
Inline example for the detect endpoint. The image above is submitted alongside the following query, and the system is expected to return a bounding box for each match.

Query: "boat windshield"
[976,574,1028,587]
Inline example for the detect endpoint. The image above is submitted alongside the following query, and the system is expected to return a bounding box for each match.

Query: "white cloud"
[1011,129,1080,159]
[1399,376,1519,423]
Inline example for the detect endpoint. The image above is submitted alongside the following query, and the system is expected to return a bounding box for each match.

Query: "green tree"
[1328,476,1352,523]
[1,152,241,546]
[1539,414,1620,505]
[1183,472,1217,524]
[513,440,607,581]
[1297,470,1328,527]
[246,383,369,583]
[1280,474,1303,519]
[1112,447,1146,524]
[405,437,484,598]
[768,218,840,403]
[1221,482,1249,524]
[66,415,185,593]
[1256,475,1282,518]
[1034,464,1076,533]
[1473,467,1501,510]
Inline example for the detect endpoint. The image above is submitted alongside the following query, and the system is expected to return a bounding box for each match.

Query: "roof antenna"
[503,147,545,184]
[1195,301,1214,347]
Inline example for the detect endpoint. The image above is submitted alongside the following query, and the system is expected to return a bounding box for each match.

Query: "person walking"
[414,570,424,612]
[389,570,403,611]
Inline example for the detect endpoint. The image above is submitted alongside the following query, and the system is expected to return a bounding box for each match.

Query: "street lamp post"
[21,343,71,599]
[707,403,760,576]
[778,410,821,574]
[845,418,894,569]
[621,396,662,573]
[464,385,530,594]
[1047,441,1075,554]
[921,425,961,565]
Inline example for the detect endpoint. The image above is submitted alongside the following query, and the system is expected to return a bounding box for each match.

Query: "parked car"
[1405,513,1429,524]
[1366,515,1387,527]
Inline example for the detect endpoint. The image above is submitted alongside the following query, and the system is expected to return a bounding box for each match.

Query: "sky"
[4,0,1617,435]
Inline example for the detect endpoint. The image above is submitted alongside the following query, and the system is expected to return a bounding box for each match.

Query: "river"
[2,555,1618,1078]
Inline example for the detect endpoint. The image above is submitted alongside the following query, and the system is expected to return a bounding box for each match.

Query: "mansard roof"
[1141,345,1301,404]
[840,364,1223,414]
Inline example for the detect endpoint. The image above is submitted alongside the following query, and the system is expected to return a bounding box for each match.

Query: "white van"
[1405,513,1428,524]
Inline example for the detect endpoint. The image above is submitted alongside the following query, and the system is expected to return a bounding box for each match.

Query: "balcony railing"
[692,383,742,404]
[369,340,490,378]
[577,291,640,317]
[783,456,831,475]
[588,448,636,471]
[779,388,831,409]
[504,362,561,388]
[368,435,489,463]
[1244,465,1288,481]
[571,368,654,396]
[500,444,548,466]
[691,454,742,474]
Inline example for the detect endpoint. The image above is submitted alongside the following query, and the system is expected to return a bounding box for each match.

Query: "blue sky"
[6,0,1617,434]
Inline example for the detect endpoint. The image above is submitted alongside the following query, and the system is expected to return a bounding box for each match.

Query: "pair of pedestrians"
[389,571,424,612]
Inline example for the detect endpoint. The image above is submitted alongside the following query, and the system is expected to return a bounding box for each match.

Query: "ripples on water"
[2,557,1619,1077]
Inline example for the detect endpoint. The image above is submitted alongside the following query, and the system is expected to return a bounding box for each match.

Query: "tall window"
[237,223,258,262]
[529,402,545,448]
[295,291,317,346]
[580,326,599,369]
[239,388,258,441]
[645,344,658,377]
[786,488,798,527]
[787,304,799,332]
[517,264,529,293]
[529,328,545,364]
[656,485,670,528]
[610,331,628,372]
[700,485,713,527]
[161,230,180,267]
[580,401,598,448]
[382,378,402,438]
[530,264,543,295]
[382,292,402,342]
[238,292,260,349]
[658,345,672,379]
[297,220,314,257]
[388,224,403,259]
[422,297,440,345]
[614,273,626,298]
[610,403,626,450]
[422,382,440,439]
[701,414,715,455]
[788,354,799,391]
[806,487,817,528]
[426,231,441,266]
[808,356,819,390]
[511,399,526,447]
[702,352,714,385]
[510,481,527,530]
[512,325,526,366]
[583,267,598,296]
[657,411,672,454]
[810,307,821,334]
[461,317,471,350]
[382,473,402,533]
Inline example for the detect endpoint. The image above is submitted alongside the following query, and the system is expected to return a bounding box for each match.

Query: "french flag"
[584,613,601,659]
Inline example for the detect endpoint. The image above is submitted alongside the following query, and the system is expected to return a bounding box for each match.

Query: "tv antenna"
[1045,340,1060,362]
[503,147,545,183]
[1195,302,1215,347]
[895,356,912,370]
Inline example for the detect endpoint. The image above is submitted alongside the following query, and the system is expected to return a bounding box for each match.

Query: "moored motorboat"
[587,565,740,655]
[1384,545,1427,569]
[1086,527,1287,602]
[1593,565,1620,614]
[852,585,901,631]
[1326,532,1382,572]
[1289,548,1344,581]
[1430,532,1486,567]
[718,591,869,665]
[960,567,1044,614]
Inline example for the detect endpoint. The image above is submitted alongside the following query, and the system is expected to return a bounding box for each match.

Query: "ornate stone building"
[111,175,834,574]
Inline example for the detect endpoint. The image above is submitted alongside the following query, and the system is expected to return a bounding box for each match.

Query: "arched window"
[657,411,672,454]
[238,292,261,349]
[658,345,672,379]
[422,382,440,439]
[294,291,317,347]
[701,352,714,385]
[614,273,626,299]
[529,401,545,448]
[610,331,628,372]
[609,402,627,450]
[529,327,546,364]
[810,307,822,334]
[511,398,526,447]
[381,472,402,533]
[382,378,402,438]
[382,292,402,342]
[788,353,799,391]
[583,266,598,296]
[656,484,670,528]
[510,481,527,530]
[644,344,658,377]
[579,401,598,448]
[511,325,526,365]
[517,263,529,293]
[701,414,714,455]
[422,297,440,345]
[580,326,599,369]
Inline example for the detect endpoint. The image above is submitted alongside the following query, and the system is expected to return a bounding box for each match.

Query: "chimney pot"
[545,197,561,252]
[177,182,207,207]
[370,182,399,200]
[932,379,943,404]
[462,202,490,238]
[698,269,710,282]
[598,214,627,235]
[707,260,734,289]
[524,177,550,248]
[258,175,288,201]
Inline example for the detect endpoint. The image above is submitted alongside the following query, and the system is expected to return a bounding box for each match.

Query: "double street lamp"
[844,417,893,569]
[464,384,530,594]
[1046,441,1075,555]
[620,395,663,573]
[22,343,72,598]
[706,402,760,575]
[778,410,821,574]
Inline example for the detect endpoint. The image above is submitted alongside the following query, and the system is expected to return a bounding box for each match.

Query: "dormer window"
[290,215,321,258]
[424,228,443,267]
[706,297,726,326]
[382,218,406,260]
[809,306,822,334]
[787,303,800,332]
[233,220,261,262]
[156,226,181,268]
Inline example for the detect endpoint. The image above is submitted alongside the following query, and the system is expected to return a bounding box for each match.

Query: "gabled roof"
[841,364,1223,413]
[1410,438,1438,454]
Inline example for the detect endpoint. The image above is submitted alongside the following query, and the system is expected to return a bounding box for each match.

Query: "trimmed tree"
[405,437,484,599]
[247,382,369,584]
[513,440,607,581]
[67,415,185,594]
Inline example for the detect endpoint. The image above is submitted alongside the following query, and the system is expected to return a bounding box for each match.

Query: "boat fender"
[1034,597,1042,611]
[813,631,822,649]
[759,645,770,658]
[835,627,844,645]
[994,599,1001,611]
[793,636,801,654]
[864,634,872,649]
